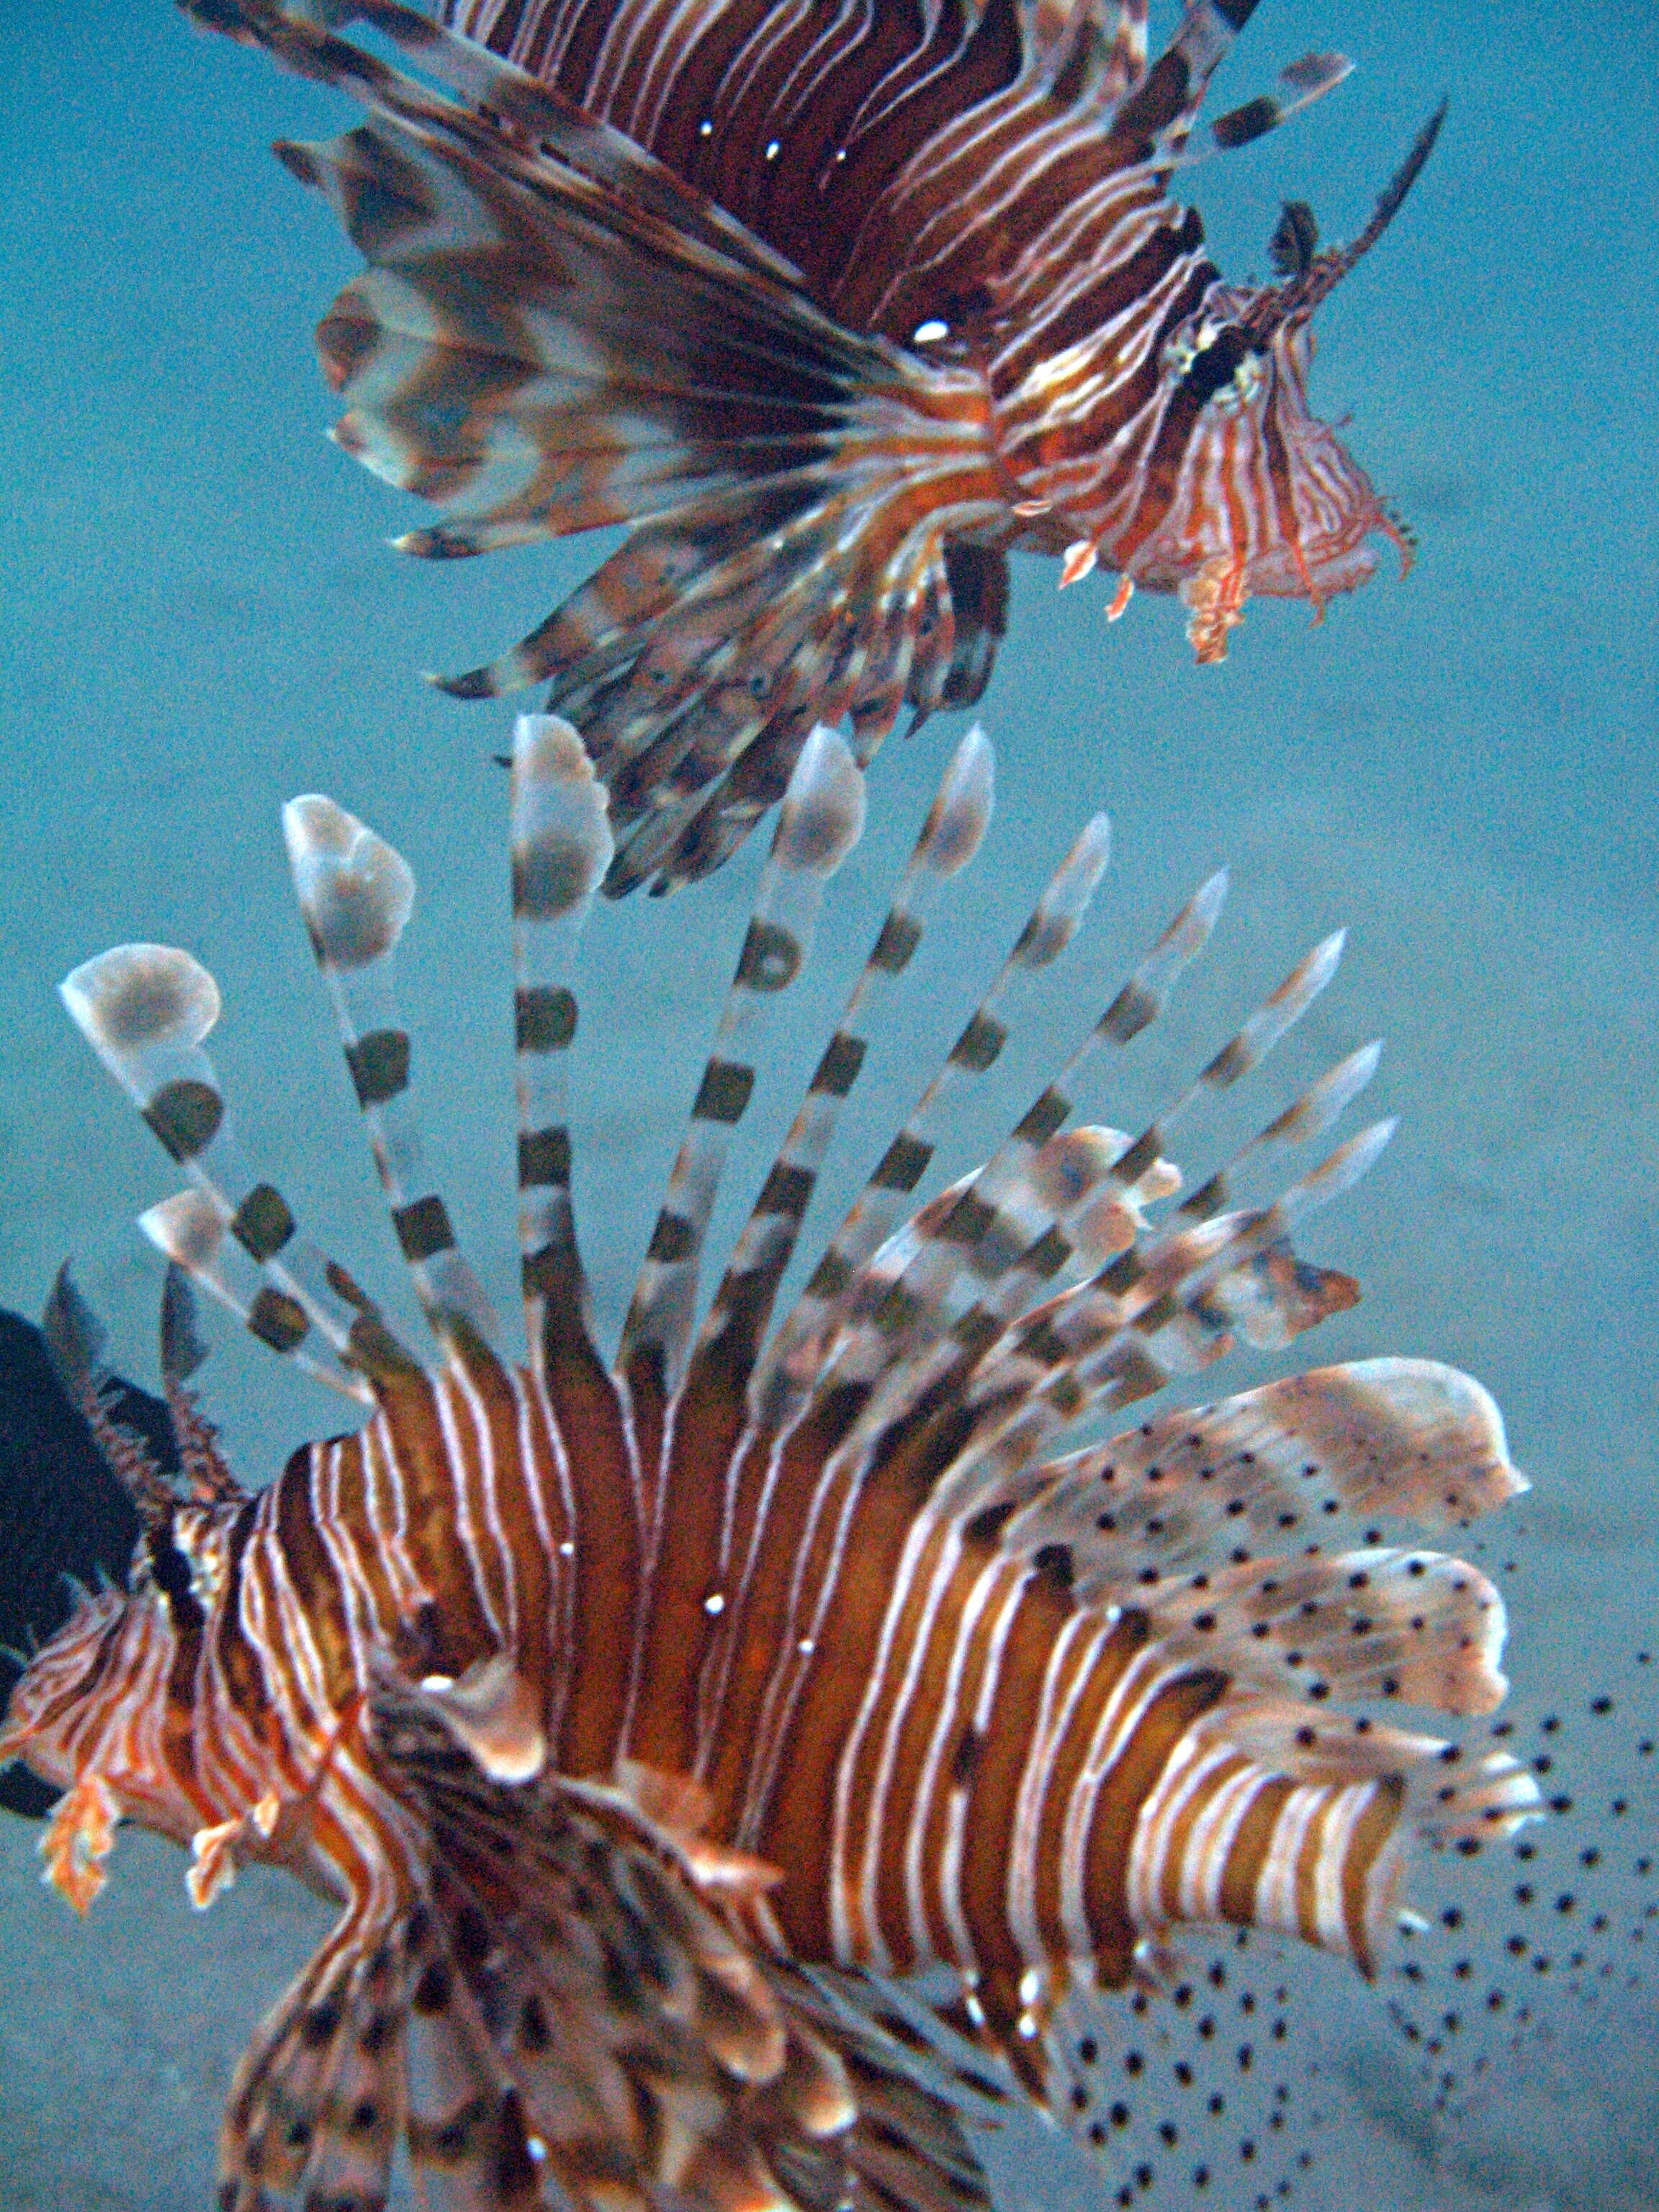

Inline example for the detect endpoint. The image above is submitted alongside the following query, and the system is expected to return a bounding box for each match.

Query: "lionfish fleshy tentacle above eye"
[38,1266,180,1524]
[158,1264,246,1503]
[284,791,504,1361]
[58,943,392,1399]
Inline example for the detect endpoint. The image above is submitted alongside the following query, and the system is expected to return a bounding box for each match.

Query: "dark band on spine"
[346,1029,411,1107]
[516,986,577,1051]
[693,1060,755,1123]
[393,1194,457,1262]
[144,1079,222,1162]
[248,1285,308,1354]
[232,1182,297,1261]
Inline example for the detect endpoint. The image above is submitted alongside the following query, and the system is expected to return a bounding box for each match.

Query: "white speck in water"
[698,119,713,137]
[705,1591,727,1614]
[765,139,781,161]
[912,319,950,344]
[558,1539,575,1557]
[798,1637,815,1656]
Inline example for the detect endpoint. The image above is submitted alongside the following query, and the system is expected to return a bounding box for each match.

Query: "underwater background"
[1,1,1655,2205]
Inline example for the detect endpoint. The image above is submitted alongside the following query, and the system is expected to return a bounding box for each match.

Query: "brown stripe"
[871,1132,931,1192]
[871,912,922,973]
[811,1030,866,1096]
[516,986,576,1051]
[646,1212,696,1264]
[1099,981,1159,1045]
[518,1126,571,1187]
[736,919,803,992]
[1215,1773,1295,1926]
[1202,1034,1253,1088]
[1013,1088,1067,1146]
[248,1285,308,1354]
[1342,1773,1406,1977]
[1082,1665,1228,1982]
[949,1011,1007,1073]
[693,1059,755,1123]
[755,1162,814,1220]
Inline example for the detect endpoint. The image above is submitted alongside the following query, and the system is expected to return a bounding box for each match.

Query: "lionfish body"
[185,0,1439,889]
[2,718,1536,2212]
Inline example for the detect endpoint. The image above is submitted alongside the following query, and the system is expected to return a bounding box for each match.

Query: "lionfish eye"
[140,1517,205,1630]
[1172,323,1265,410]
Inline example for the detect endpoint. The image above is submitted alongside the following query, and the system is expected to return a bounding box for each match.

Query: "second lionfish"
[2,721,1536,2210]
[185,0,1442,889]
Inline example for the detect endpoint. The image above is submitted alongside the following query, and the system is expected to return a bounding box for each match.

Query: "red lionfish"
[1,719,1537,2212]
[182,0,1441,891]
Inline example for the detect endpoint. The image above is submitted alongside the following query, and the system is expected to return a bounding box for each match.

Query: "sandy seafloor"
[1,1,1655,2206]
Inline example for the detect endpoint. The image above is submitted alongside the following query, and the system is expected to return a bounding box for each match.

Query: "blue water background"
[0,2,1655,2205]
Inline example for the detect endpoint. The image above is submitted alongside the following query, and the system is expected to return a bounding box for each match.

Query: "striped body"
[1,717,1538,2212]
[183,0,1437,887]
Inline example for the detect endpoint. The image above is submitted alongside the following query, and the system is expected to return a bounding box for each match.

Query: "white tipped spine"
[284,793,500,1357]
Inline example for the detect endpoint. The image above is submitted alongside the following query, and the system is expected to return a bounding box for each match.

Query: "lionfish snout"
[0,1579,199,1909]
[0,1583,131,1793]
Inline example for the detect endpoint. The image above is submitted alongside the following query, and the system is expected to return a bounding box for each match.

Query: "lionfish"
[1,714,1539,2212]
[181,0,1442,890]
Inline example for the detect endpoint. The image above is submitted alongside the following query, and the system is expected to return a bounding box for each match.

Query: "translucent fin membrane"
[756,805,1117,1423]
[284,794,503,1360]
[781,863,1226,1438]
[508,712,613,1368]
[695,725,995,1386]
[620,725,866,1401]
[59,945,393,1400]
[733,890,1392,1570]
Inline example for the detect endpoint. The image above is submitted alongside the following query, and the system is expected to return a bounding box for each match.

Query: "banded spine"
[8,714,1539,2212]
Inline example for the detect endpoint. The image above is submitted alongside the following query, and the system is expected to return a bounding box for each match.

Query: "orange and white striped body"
[2,715,1537,2212]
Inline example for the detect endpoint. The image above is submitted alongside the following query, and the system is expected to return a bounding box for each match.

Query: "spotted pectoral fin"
[186,0,1006,889]
[376,1689,858,2212]
[217,1906,410,2212]
[773,1969,999,2212]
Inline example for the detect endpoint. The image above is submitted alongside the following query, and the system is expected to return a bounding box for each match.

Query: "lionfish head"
[1120,102,1448,662]
[0,1546,214,1913]
[0,1272,248,1899]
